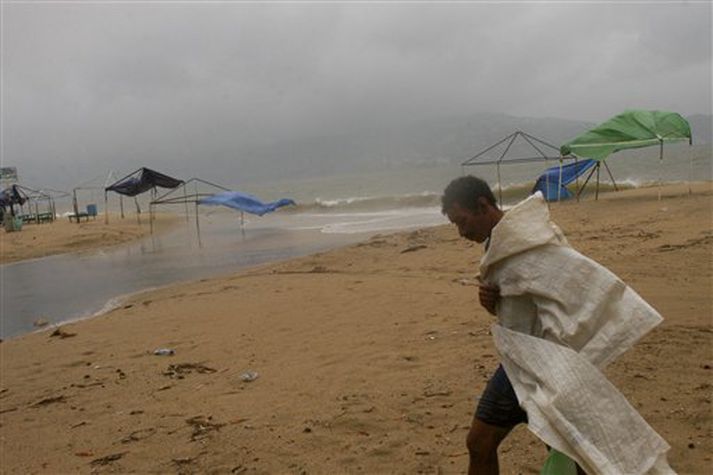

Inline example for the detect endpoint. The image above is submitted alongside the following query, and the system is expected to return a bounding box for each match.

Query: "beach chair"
[86,204,98,219]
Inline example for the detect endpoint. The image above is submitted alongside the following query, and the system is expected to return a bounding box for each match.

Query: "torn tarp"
[532,159,596,201]
[198,191,296,216]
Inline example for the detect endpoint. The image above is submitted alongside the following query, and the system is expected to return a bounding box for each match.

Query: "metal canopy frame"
[461,130,578,206]
[149,177,233,247]
[71,172,117,224]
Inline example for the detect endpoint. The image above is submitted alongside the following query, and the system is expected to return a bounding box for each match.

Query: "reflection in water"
[1,212,374,339]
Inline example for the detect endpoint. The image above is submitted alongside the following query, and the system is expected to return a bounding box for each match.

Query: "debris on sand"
[163,363,216,379]
[185,415,225,441]
[90,452,126,466]
[50,328,77,339]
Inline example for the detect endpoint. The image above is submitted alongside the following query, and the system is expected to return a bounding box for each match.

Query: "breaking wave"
[288,181,635,213]
[267,174,662,217]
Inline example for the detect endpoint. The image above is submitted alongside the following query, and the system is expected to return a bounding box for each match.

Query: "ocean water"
[242,142,711,232]
[3,143,710,338]
[43,142,712,235]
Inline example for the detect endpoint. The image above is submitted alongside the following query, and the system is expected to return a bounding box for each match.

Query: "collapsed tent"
[149,181,295,247]
[532,159,596,201]
[106,168,183,197]
[0,185,27,209]
[198,192,296,216]
[560,110,692,199]
[0,184,62,225]
[104,167,184,223]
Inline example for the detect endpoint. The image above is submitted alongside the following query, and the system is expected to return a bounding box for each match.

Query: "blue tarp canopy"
[198,191,296,216]
[532,159,596,201]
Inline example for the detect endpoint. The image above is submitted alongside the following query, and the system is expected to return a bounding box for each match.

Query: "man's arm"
[478,281,500,316]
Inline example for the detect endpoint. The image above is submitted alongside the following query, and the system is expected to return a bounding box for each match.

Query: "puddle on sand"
[1,213,369,339]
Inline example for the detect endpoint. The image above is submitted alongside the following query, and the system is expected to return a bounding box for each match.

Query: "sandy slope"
[0,213,179,264]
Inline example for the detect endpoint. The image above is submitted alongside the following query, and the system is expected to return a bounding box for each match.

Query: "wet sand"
[0,182,711,474]
[0,213,180,264]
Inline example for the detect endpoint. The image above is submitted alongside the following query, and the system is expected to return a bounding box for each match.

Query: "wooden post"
[72,190,79,223]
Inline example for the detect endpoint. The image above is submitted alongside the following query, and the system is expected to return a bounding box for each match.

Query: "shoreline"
[0,182,711,473]
[1,220,375,339]
[1,181,708,267]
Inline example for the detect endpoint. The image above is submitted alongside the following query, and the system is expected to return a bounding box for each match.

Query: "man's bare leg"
[466,417,516,475]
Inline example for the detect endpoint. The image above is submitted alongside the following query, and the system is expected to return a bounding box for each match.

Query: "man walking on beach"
[441,176,674,475]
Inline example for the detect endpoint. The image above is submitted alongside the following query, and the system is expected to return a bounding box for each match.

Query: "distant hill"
[11,112,710,190]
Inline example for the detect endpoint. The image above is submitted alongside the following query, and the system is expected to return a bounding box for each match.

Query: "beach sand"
[0,213,180,265]
[1,183,711,474]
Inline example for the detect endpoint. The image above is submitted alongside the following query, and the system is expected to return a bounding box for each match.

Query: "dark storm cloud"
[2,2,710,187]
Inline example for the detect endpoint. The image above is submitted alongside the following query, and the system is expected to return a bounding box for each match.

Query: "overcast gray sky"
[2,1,711,186]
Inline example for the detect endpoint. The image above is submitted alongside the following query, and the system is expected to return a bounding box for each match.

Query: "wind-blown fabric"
[105,168,183,197]
[560,110,691,161]
[480,193,674,474]
[532,159,596,201]
[198,191,295,216]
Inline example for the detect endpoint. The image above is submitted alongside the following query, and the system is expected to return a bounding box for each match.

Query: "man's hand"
[478,282,500,316]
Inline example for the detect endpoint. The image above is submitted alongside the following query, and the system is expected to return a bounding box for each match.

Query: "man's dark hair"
[441,175,497,214]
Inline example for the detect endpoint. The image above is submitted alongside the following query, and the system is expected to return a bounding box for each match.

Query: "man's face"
[446,201,491,243]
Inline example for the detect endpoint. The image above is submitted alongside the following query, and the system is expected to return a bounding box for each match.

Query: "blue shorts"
[475,365,528,428]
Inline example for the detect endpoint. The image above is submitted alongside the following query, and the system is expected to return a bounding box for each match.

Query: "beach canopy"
[532,159,596,201]
[105,167,183,197]
[461,130,577,206]
[560,110,692,161]
[198,191,296,216]
[104,167,184,223]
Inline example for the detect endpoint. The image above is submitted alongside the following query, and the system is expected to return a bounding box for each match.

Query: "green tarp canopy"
[560,110,692,161]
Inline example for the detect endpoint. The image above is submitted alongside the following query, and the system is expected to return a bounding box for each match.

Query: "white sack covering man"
[441,175,674,475]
